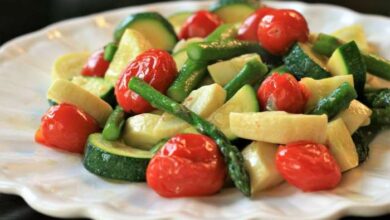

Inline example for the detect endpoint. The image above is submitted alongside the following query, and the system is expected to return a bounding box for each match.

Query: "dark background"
[0,0,389,219]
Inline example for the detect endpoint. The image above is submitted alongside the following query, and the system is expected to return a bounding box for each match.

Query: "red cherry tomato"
[237,7,275,41]
[115,49,178,113]
[35,103,100,153]
[257,9,309,55]
[257,73,307,113]
[81,48,110,77]
[178,10,223,40]
[275,142,341,192]
[147,134,226,197]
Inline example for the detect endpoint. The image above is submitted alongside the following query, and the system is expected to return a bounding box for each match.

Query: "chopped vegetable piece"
[147,134,226,197]
[102,106,126,141]
[179,10,222,40]
[103,42,118,62]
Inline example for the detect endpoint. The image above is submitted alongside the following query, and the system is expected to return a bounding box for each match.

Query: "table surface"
[0,0,389,219]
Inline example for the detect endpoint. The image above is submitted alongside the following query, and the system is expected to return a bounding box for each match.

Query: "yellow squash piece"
[300,75,354,112]
[51,52,90,81]
[326,118,359,172]
[105,29,152,85]
[47,79,113,127]
[334,100,372,134]
[230,111,328,144]
[332,24,372,53]
[122,113,165,150]
[242,141,283,195]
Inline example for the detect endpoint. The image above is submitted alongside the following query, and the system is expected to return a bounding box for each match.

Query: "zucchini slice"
[71,76,115,106]
[114,12,177,51]
[284,42,331,79]
[167,11,193,34]
[51,52,90,81]
[83,133,152,181]
[208,85,258,140]
[105,29,152,85]
[327,41,366,98]
[47,79,113,127]
[211,3,256,23]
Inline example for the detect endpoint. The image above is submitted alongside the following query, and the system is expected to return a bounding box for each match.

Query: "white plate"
[0,1,389,219]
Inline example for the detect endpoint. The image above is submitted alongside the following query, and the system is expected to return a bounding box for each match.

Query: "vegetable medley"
[35,0,390,198]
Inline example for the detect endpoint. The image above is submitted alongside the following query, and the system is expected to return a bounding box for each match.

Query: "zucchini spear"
[129,77,251,196]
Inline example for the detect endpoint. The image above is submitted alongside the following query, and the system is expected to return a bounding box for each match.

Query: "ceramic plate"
[0,1,389,219]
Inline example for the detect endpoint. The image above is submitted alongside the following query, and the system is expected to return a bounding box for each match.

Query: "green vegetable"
[284,42,331,79]
[187,40,276,63]
[129,77,251,196]
[103,42,118,62]
[167,59,208,102]
[352,125,380,164]
[310,82,357,118]
[224,59,268,100]
[269,65,289,75]
[371,89,390,108]
[313,33,390,81]
[114,12,177,51]
[371,107,390,126]
[102,106,126,141]
[217,0,259,8]
[327,41,366,99]
[205,23,238,42]
[167,11,192,34]
[83,133,152,181]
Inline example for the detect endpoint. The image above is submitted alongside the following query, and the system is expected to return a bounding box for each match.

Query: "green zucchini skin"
[102,106,126,141]
[371,89,390,108]
[313,33,390,81]
[331,41,367,99]
[217,0,259,8]
[310,82,357,118]
[166,59,208,102]
[205,23,238,42]
[129,77,251,196]
[113,12,177,50]
[83,134,151,182]
[269,65,289,75]
[371,107,390,126]
[224,59,268,100]
[150,138,170,154]
[283,43,331,79]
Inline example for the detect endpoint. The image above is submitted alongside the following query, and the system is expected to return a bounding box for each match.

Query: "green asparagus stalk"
[129,77,251,196]
[205,23,237,42]
[102,106,126,141]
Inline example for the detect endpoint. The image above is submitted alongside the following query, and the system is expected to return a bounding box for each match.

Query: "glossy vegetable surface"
[81,49,110,77]
[179,10,223,39]
[147,134,226,197]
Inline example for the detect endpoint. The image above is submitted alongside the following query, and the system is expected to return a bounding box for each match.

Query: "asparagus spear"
[102,106,126,141]
[129,77,251,196]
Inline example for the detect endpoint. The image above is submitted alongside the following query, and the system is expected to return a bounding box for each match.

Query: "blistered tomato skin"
[147,134,226,198]
[257,9,309,55]
[275,142,342,192]
[81,49,110,77]
[179,10,223,40]
[257,73,307,113]
[115,49,178,114]
[36,103,100,153]
[237,7,275,41]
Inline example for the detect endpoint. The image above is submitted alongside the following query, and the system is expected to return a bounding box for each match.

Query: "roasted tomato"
[81,48,110,77]
[35,103,100,153]
[257,73,307,113]
[275,141,341,191]
[115,49,178,113]
[178,10,223,39]
[237,7,275,41]
[257,9,309,55]
[147,134,226,197]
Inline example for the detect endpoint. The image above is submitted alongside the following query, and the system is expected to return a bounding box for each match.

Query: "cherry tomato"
[257,9,309,55]
[81,48,110,77]
[36,103,100,153]
[275,142,341,191]
[257,73,307,113]
[237,7,275,41]
[178,10,223,40]
[147,134,226,197]
[115,49,178,113]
